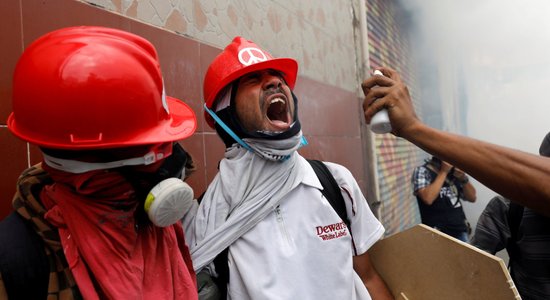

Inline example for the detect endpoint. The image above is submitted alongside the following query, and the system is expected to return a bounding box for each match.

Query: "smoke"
[398,0,550,231]
[401,0,550,150]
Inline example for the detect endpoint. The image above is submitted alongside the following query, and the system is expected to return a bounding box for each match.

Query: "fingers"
[363,94,388,123]
[362,86,390,108]
[441,162,453,173]
[374,66,401,82]
[441,161,452,168]
[361,66,420,137]
[362,69,395,123]
[454,168,466,176]
[361,68,395,111]
[361,74,393,94]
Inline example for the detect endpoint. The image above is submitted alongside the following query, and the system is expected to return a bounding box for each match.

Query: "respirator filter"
[144,177,194,227]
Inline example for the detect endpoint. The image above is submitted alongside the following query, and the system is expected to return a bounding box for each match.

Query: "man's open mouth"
[266,94,291,128]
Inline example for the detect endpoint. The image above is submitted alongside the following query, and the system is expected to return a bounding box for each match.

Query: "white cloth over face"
[190,132,306,271]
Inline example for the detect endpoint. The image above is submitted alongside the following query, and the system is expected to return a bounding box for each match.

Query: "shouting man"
[189,37,393,300]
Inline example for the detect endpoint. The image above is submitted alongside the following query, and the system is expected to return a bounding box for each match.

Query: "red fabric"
[41,163,197,299]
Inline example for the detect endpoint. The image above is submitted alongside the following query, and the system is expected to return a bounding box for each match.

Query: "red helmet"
[7,26,196,150]
[203,36,298,128]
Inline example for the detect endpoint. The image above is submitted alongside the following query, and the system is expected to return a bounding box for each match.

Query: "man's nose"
[262,75,283,91]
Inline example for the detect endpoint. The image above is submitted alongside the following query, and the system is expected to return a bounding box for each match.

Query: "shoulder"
[476,195,511,228]
[316,159,377,192]
[317,161,369,211]
[319,162,356,186]
[308,161,365,205]
[486,195,511,212]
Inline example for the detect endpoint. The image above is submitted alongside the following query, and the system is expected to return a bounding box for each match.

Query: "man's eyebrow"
[267,69,285,77]
[240,69,285,81]
[239,72,260,80]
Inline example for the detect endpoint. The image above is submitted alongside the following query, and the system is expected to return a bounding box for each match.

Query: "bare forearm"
[461,182,477,202]
[354,253,394,300]
[404,122,550,216]
[361,66,550,215]
[364,274,394,300]
[418,173,446,205]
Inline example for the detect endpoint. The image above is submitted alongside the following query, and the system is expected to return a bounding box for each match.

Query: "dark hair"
[431,156,442,164]
[423,156,442,170]
[539,132,550,157]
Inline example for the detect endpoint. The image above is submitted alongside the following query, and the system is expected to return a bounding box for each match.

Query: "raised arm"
[362,67,550,217]
[415,162,452,205]
[453,168,477,202]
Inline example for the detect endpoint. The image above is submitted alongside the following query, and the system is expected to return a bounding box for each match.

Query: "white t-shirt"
[226,162,385,300]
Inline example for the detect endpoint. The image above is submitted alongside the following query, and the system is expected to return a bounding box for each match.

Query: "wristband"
[459,176,469,184]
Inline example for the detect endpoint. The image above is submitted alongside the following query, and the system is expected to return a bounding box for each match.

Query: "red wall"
[0,0,366,220]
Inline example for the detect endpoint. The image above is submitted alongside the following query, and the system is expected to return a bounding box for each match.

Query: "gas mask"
[142,143,195,227]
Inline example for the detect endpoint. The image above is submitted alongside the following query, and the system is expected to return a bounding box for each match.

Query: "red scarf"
[40,163,197,299]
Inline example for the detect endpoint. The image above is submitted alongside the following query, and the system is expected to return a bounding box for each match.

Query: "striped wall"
[366,0,424,235]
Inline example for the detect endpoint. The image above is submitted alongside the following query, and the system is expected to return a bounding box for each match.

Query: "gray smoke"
[397,0,550,235]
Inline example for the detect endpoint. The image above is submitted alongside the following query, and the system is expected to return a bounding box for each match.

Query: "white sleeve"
[323,162,385,255]
[181,199,199,247]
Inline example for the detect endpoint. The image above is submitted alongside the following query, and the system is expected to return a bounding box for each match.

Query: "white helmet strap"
[42,151,168,174]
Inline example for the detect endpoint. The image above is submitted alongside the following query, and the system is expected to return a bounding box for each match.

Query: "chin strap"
[204,103,253,151]
[301,135,308,147]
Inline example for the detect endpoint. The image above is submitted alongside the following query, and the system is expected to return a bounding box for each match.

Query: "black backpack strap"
[307,159,351,230]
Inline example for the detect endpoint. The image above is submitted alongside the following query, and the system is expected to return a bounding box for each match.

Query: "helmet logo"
[238,47,268,66]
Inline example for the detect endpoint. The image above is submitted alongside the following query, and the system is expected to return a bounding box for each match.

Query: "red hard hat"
[7,26,197,150]
[203,36,298,128]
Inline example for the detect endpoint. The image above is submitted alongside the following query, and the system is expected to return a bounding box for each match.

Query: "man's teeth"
[270,98,285,104]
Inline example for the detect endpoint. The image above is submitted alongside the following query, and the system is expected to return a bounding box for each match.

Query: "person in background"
[0,26,198,299]
[412,156,476,242]
[189,36,394,300]
[361,67,550,217]
[471,131,550,300]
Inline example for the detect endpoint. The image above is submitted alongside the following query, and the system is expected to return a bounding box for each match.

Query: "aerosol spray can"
[369,70,392,134]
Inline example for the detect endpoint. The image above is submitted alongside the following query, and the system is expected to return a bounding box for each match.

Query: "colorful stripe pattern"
[366,0,424,235]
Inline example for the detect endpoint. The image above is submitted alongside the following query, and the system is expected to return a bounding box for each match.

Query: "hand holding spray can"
[369,70,392,134]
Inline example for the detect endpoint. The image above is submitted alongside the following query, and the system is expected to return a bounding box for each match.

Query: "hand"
[440,161,453,174]
[453,167,466,178]
[361,67,420,138]
[452,167,469,183]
